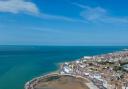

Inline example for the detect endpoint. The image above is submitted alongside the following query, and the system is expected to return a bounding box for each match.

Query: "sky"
[0,0,128,46]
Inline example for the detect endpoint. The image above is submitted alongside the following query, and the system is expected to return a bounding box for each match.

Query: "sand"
[33,75,90,89]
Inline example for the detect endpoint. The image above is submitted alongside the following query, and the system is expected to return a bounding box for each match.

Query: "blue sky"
[0,0,128,45]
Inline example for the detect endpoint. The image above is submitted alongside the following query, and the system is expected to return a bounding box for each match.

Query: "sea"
[0,45,128,89]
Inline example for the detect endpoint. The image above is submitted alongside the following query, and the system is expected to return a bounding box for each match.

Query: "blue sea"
[0,46,128,89]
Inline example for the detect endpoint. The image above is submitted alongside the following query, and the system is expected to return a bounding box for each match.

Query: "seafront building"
[60,50,128,89]
[25,50,128,89]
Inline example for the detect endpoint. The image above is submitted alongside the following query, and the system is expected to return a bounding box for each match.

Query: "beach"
[0,46,127,89]
[25,49,128,89]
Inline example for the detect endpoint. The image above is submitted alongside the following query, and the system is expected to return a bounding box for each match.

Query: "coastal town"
[25,50,128,89]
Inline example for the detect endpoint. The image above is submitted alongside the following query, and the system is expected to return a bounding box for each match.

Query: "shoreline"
[25,73,95,89]
[25,49,128,89]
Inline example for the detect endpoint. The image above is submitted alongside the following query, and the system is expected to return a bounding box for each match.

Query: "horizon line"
[0,45,128,47]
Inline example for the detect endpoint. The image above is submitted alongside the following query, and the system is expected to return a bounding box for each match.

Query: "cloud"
[73,3,128,24]
[72,3,89,9]
[2,0,127,24]
[0,0,40,15]
[39,13,88,23]
[80,7,107,21]
[0,0,127,24]
[0,0,88,23]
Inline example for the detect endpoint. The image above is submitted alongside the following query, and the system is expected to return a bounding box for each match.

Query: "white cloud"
[2,0,127,24]
[0,0,40,15]
[80,7,107,21]
[40,13,88,23]
[73,3,128,24]
[72,3,89,9]
[0,0,88,23]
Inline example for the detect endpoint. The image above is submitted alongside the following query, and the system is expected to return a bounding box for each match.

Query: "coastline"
[24,56,97,89]
[25,49,128,89]
[25,73,94,89]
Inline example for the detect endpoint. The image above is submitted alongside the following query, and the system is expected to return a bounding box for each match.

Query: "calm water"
[0,46,128,89]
